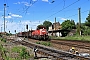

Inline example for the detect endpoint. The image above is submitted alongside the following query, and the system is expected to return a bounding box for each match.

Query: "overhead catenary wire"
[63,0,65,8]
[50,0,65,12]
[18,0,38,24]
[47,0,80,19]
[41,0,65,20]
[23,0,38,14]
[63,0,90,19]
[66,9,90,19]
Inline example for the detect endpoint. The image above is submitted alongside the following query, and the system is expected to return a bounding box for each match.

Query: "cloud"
[57,17,67,20]
[42,0,48,2]
[21,2,32,6]
[2,13,22,19]
[13,2,21,4]
[11,14,22,18]
[42,0,52,4]
[14,1,32,7]
[8,13,22,18]
[0,18,43,33]
[33,0,37,1]
[5,16,12,19]
[1,16,12,19]
[60,18,67,20]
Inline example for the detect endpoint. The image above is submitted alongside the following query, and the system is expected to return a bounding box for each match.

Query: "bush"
[36,41,51,46]
[0,38,3,41]
[0,44,3,51]
[19,47,30,59]
[0,38,6,42]
[0,34,2,37]
[2,39,6,42]
[6,33,12,36]
[36,42,40,44]
[12,47,20,53]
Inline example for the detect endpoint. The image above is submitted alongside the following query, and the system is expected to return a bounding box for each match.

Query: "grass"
[11,46,21,53]
[50,35,90,41]
[0,38,6,42]
[0,39,34,60]
[36,41,51,46]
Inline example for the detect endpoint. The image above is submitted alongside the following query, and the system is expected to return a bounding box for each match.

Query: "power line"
[41,0,66,20]
[60,0,90,19]
[50,0,65,11]
[44,0,66,16]
[23,0,38,14]
[47,0,80,19]
[19,0,38,24]
[63,0,65,8]
[66,9,90,19]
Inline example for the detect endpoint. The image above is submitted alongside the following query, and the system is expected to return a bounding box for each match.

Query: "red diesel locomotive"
[17,26,49,40]
[31,27,49,40]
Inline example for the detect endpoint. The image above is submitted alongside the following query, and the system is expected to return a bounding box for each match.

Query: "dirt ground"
[28,38,90,54]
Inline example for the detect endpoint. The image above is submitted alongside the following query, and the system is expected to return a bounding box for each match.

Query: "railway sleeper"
[37,49,74,60]
[22,40,90,60]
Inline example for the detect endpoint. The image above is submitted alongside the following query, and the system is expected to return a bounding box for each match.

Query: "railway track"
[5,36,90,60]
[51,40,90,50]
[14,38,90,60]
[7,35,90,50]
[27,38,90,50]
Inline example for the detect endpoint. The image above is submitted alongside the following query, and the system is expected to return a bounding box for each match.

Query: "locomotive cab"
[39,28,49,40]
[32,26,49,40]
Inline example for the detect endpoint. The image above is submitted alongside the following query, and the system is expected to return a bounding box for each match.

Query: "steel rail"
[5,36,90,60]
[18,40,90,60]
[51,40,90,50]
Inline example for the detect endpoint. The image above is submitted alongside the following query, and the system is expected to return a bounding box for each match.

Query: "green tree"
[83,11,90,35]
[83,26,90,35]
[37,24,45,30]
[43,21,52,30]
[76,23,85,35]
[85,11,90,26]
[61,20,76,30]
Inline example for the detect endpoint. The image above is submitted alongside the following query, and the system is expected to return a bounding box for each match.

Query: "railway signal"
[15,30,16,37]
[9,31,10,33]
[15,30,16,33]
[26,24,28,40]
[26,24,28,30]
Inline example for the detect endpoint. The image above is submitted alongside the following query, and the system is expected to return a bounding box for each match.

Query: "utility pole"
[4,4,6,32]
[78,8,81,35]
[55,17,56,30]
[26,24,28,40]
[55,17,56,36]
[1,27,2,32]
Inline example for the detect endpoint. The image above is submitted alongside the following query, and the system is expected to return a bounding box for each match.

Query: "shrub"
[12,47,20,53]
[0,38,6,42]
[19,47,30,59]
[36,41,51,46]
[2,39,6,42]
[36,42,40,44]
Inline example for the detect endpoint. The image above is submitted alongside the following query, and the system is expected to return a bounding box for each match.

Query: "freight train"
[17,26,49,40]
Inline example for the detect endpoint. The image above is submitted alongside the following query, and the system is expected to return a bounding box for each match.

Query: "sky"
[0,0,90,34]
